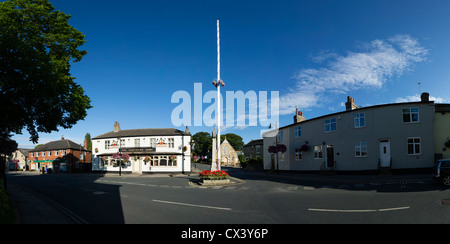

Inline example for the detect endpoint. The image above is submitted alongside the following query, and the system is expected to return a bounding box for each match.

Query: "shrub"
[0,180,15,224]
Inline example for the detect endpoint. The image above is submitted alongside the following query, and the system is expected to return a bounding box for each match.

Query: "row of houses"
[15,92,449,174]
[262,92,450,172]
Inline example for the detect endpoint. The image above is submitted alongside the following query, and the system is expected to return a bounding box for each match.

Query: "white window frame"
[105,140,110,149]
[294,126,302,138]
[295,148,303,161]
[402,108,419,123]
[355,141,368,157]
[314,145,323,159]
[150,155,177,167]
[150,138,156,148]
[135,138,140,147]
[324,118,337,132]
[278,131,284,142]
[168,138,174,148]
[407,137,421,155]
[354,112,366,128]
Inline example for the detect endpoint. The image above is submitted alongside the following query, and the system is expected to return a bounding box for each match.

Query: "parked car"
[432,159,450,186]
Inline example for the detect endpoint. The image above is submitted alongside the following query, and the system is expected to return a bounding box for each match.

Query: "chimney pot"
[294,108,305,124]
[345,96,358,111]
[421,92,430,102]
[114,121,121,132]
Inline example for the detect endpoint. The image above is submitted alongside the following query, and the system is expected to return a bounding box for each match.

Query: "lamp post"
[119,152,122,176]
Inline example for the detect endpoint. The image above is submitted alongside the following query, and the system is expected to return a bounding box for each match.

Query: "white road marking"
[308,208,376,213]
[153,199,232,211]
[308,206,410,213]
[377,206,410,212]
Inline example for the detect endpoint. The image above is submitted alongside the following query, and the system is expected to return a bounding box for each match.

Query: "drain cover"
[441,199,450,205]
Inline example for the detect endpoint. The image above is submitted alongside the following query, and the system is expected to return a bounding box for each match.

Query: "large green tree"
[192,132,212,158]
[84,132,92,151]
[0,0,92,146]
[0,0,92,183]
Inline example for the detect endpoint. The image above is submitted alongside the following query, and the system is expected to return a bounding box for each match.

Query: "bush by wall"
[0,180,15,224]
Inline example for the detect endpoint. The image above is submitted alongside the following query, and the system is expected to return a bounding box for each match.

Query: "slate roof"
[29,139,90,152]
[17,148,32,155]
[92,128,190,140]
[435,103,450,113]
[244,139,263,148]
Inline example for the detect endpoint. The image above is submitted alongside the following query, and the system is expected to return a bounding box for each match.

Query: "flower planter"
[198,170,230,185]
[201,178,231,185]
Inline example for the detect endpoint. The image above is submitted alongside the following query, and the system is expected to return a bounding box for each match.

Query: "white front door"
[133,159,142,173]
[379,140,391,167]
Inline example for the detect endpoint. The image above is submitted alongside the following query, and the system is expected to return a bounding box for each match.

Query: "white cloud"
[279,35,428,115]
[395,94,447,103]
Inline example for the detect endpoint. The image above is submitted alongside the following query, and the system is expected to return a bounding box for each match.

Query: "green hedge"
[0,180,15,224]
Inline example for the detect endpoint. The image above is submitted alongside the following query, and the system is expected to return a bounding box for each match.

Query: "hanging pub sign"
[119,147,156,153]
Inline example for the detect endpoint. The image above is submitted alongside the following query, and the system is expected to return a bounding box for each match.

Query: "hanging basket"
[445,140,450,148]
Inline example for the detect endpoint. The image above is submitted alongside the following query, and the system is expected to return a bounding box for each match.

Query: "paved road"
[7,166,450,224]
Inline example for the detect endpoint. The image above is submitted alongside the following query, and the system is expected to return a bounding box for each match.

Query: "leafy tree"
[84,133,92,151]
[192,132,212,158]
[0,0,92,146]
[0,0,92,184]
[34,144,43,149]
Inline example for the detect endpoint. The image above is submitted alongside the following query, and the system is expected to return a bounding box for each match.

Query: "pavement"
[5,167,434,224]
[248,170,433,185]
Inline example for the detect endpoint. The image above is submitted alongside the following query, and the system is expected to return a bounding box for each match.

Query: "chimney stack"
[114,121,121,132]
[345,96,358,111]
[421,92,430,102]
[84,139,88,150]
[294,108,305,124]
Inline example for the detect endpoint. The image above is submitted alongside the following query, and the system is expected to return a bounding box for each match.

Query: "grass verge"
[0,179,16,224]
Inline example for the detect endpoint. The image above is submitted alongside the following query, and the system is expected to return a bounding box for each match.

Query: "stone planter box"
[201,178,231,185]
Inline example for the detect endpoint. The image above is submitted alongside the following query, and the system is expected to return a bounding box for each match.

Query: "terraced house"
[263,92,447,173]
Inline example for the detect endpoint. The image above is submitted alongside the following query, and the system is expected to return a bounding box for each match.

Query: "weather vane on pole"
[212,19,224,171]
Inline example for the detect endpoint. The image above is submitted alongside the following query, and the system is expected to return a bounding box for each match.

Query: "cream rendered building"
[263,93,440,172]
[434,104,450,160]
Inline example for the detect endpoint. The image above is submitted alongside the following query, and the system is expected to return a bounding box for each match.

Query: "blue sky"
[12,0,450,148]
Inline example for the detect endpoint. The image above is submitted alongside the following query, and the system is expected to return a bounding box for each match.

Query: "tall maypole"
[212,19,224,171]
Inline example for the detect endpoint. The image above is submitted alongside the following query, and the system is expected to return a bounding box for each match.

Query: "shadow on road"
[7,172,125,224]
[217,165,448,193]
